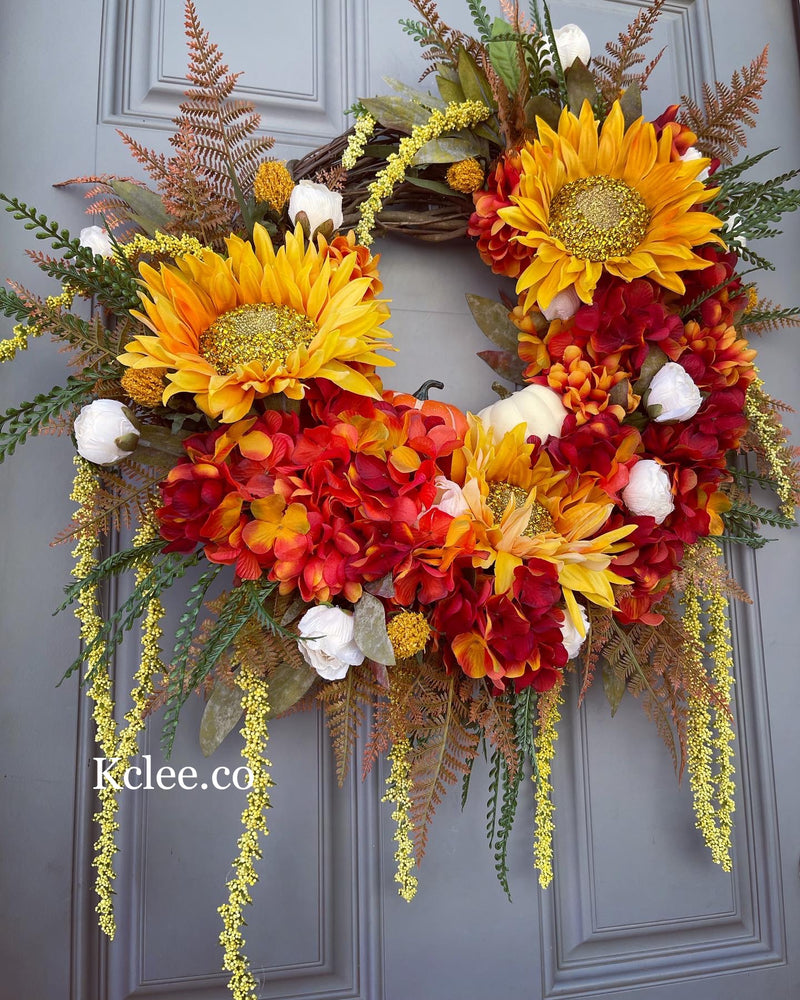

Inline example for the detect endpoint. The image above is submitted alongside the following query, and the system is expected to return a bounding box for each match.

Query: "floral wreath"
[2,2,799,997]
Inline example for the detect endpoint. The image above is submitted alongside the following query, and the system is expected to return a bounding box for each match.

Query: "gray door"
[1,2,798,998]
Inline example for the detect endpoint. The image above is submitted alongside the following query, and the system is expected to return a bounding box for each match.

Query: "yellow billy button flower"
[499,100,723,312]
[119,224,394,422]
[387,611,431,660]
[253,160,295,213]
[445,157,485,193]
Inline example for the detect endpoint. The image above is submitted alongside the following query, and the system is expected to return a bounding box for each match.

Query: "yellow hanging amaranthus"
[341,113,376,171]
[354,100,492,246]
[533,679,563,888]
[219,662,273,1000]
[383,733,418,902]
[71,457,118,936]
[71,472,166,938]
[682,541,736,870]
[745,372,798,520]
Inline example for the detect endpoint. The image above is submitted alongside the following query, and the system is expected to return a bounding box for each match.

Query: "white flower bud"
[73,399,140,465]
[552,24,591,69]
[288,180,343,235]
[79,225,115,258]
[679,146,710,183]
[561,604,589,659]
[647,362,702,423]
[297,605,364,681]
[622,459,674,524]
[542,285,581,322]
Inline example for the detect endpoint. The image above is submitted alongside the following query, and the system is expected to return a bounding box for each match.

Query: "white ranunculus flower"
[288,180,343,234]
[561,604,590,659]
[297,605,364,681]
[79,225,115,258]
[622,460,675,524]
[679,146,710,183]
[647,362,702,422]
[542,285,581,322]
[724,213,747,249]
[73,399,140,465]
[552,24,591,69]
[432,476,470,517]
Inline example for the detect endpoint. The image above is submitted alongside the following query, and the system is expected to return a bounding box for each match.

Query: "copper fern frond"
[51,468,163,544]
[118,0,274,247]
[593,0,667,105]
[578,605,613,704]
[317,661,383,787]
[406,662,479,861]
[470,681,519,780]
[681,47,769,163]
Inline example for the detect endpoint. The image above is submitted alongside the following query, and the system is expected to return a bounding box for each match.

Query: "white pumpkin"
[477,384,568,444]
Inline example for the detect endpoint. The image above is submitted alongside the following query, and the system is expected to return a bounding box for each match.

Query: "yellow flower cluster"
[682,546,736,871]
[533,680,563,888]
[253,160,295,213]
[0,286,75,363]
[119,231,207,262]
[341,113,376,170]
[354,100,492,246]
[382,734,418,902]
[745,373,797,519]
[218,663,273,1000]
[445,157,485,193]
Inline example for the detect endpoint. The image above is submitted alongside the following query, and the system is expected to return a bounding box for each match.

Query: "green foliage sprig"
[0,377,92,463]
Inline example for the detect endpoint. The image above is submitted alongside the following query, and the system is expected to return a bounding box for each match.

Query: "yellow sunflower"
[499,101,723,312]
[119,225,393,422]
[451,416,635,627]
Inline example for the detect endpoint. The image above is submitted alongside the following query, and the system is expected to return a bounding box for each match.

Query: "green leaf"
[384,76,445,109]
[411,133,485,165]
[487,17,521,94]
[353,591,395,666]
[404,175,455,197]
[478,349,526,384]
[266,660,319,718]
[199,682,244,757]
[524,95,561,132]
[360,96,432,133]
[436,73,465,104]
[632,345,670,395]
[110,179,170,235]
[565,59,598,115]
[457,48,493,106]
[618,83,642,128]
[466,293,520,352]
[602,662,627,716]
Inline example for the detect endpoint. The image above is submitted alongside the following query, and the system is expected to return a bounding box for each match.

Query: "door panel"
[1,2,798,999]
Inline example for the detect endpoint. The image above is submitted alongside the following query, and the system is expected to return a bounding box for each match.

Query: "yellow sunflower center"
[486,481,555,537]
[199,303,317,375]
[549,176,650,262]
